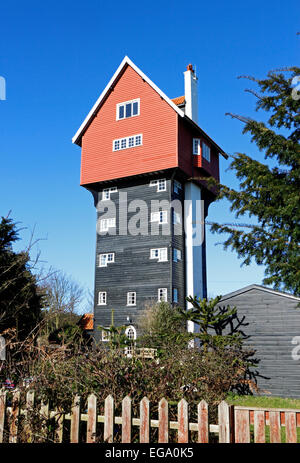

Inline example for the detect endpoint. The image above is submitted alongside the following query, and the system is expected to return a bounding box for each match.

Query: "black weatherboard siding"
[91,173,186,342]
[219,285,300,398]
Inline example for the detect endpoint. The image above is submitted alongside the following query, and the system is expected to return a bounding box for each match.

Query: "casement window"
[99,218,116,232]
[116,99,140,120]
[193,138,201,155]
[173,211,182,225]
[202,142,211,162]
[150,248,168,262]
[102,187,117,201]
[127,292,136,306]
[173,288,178,303]
[113,134,143,151]
[158,288,168,302]
[173,248,182,262]
[174,180,182,194]
[99,253,115,267]
[149,178,166,192]
[98,292,107,305]
[151,211,168,224]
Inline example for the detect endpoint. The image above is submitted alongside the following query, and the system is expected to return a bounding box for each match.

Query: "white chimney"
[184,64,198,124]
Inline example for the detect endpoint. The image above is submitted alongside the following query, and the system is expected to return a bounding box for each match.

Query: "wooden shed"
[219,284,300,398]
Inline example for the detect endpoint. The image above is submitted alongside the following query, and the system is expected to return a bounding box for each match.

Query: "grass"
[226,393,300,410]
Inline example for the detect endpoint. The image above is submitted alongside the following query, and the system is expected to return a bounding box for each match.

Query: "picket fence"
[0,390,300,443]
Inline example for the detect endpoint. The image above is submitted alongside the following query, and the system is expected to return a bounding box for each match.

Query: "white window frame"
[174,180,182,194]
[151,211,168,224]
[193,138,201,155]
[113,134,143,151]
[150,248,168,262]
[99,252,115,267]
[149,178,166,192]
[173,288,178,303]
[116,98,140,121]
[202,141,211,162]
[127,292,136,306]
[158,288,168,302]
[125,325,137,340]
[102,187,117,201]
[173,248,182,262]
[99,218,116,232]
[98,291,107,305]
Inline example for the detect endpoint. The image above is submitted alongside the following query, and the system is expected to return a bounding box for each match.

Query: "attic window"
[113,134,143,151]
[117,99,140,120]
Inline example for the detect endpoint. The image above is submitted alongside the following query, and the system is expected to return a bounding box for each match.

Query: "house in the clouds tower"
[72,57,227,343]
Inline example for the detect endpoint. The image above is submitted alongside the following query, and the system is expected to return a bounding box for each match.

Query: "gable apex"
[72,56,185,146]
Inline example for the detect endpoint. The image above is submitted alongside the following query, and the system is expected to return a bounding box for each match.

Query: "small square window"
[173,288,178,303]
[98,292,107,305]
[173,249,182,262]
[127,292,136,306]
[158,179,166,191]
[193,138,201,155]
[158,288,167,302]
[174,180,182,194]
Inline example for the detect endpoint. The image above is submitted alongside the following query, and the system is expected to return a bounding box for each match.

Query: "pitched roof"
[219,284,300,303]
[172,95,185,106]
[78,313,94,330]
[72,56,227,158]
[72,56,185,146]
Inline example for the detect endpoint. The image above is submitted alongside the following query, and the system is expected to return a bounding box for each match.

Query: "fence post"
[70,394,81,443]
[158,398,168,443]
[140,397,150,443]
[122,396,131,443]
[218,401,233,443]
[9,390,20,443]
[178,399,189,443]
[0,390,6,443]
[198,400,209,443]
[87,393,97,443]
[104,395,114,443]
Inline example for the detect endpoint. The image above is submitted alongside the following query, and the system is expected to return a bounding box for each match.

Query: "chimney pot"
[187,64,194,72]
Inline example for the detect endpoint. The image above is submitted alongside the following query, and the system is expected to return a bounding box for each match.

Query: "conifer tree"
[0,216,42,339]
[211,67,300,295]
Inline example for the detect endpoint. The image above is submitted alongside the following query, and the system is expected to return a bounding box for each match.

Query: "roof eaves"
[183,115,228,159]
[219,284,300,302]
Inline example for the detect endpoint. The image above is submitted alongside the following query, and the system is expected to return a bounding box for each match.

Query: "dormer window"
[117,99,140,120]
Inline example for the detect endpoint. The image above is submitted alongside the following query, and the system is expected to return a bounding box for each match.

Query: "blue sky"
[0,0,299,309]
